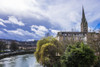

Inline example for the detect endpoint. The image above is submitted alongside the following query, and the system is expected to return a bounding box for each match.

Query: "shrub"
[61,42,97,67]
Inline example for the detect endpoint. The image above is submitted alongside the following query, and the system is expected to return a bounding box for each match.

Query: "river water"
[0,54,43,67]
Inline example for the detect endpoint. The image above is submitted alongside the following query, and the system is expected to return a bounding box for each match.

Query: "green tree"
[34,37,63,67]
[61,42,97,67]
[87,32,100,61]
[10,41,18,51]
[94,59,100,67]
[60,36,84,53]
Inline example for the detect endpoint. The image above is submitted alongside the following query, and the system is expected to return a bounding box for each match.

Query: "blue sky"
[0,0,100,41]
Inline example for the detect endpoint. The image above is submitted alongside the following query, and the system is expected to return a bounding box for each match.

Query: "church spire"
[82,6,85,19]
[81,6,88,32]
[82,6,86,22]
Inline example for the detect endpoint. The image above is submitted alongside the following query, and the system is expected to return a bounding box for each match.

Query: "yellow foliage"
[34,36,64,65]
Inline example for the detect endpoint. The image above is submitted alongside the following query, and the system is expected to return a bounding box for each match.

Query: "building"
[0,39,37,50]
[18,40,37,50]
[57,7,100,43]
[81,7,88,32]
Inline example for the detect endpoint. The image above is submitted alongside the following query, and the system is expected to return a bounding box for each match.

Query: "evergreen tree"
[61,42,97,67]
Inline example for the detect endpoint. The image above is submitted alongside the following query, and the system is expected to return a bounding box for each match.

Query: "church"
[57,7,99,43]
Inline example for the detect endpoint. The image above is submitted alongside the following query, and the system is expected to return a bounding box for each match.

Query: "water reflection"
[0,54,42,67]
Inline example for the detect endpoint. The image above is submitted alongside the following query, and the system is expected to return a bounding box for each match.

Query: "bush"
[94,59,100,67]
[61,42,97,67]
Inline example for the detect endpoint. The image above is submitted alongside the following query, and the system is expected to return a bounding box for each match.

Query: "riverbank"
[0,50,34,60]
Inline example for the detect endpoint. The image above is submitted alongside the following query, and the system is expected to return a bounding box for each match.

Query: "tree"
[94,59,100,67]
[0,41,6,52]
[10,41,18,51]
[40,43,57,67]
[60,36,83,52]
[34,36,63,67]
[87,32,100,59]
[61,42,97,67]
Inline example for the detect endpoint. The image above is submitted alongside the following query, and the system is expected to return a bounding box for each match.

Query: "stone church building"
[57,7,99,43]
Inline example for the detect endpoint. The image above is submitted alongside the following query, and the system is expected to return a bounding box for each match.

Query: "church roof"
[57,32,98,36]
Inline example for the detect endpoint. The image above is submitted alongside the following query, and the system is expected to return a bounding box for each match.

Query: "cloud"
[3,29,24,36]
[30,25,60,37]
[0,31,3,34]
[27,39,34,41]
[49,29,59,36]
[8,16,25,26]
[31,25,48,37]
[3,28,34,36]
[0,16,25,26]
[0,0,45,20]
[0,0,100,40]
[0,22,6,27]
[0,0,100,31]
[1,28,36,41]
[0,24,59,40]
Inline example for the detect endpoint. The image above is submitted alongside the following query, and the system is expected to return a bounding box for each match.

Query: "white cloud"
[0,31,3,34]
[8,16,25,26]
[27,39,34,41]
[1,26,59,40]
[4,0,100,30]
[0,0,100,31]
[50,29,60,36]
[3,29,35,37]
[42,0,100,31]
[0,0,44,20]
[31,25,61,37]
[31,25,48,37]
[3,29,23,36]
[0,29,35,41]
[0,22,6,27]
[50,29,59,34]
[0,16,25,26]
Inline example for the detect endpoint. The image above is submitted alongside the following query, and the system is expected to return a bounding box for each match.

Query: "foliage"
[61,36,84,52]
[87,33,100,58]
[94,59,100,67]
[40,43,57,66]
[0,41,6,51]
[10,41,18,51]
[34,36,63,67]
[61,42,97,67]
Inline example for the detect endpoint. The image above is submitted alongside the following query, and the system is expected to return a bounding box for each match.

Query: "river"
[0,54,43,67]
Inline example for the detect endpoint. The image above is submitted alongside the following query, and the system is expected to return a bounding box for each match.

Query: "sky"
[0,0,100,41]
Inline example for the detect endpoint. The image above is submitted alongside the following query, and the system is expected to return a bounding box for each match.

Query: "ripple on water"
[0,54,43,67]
